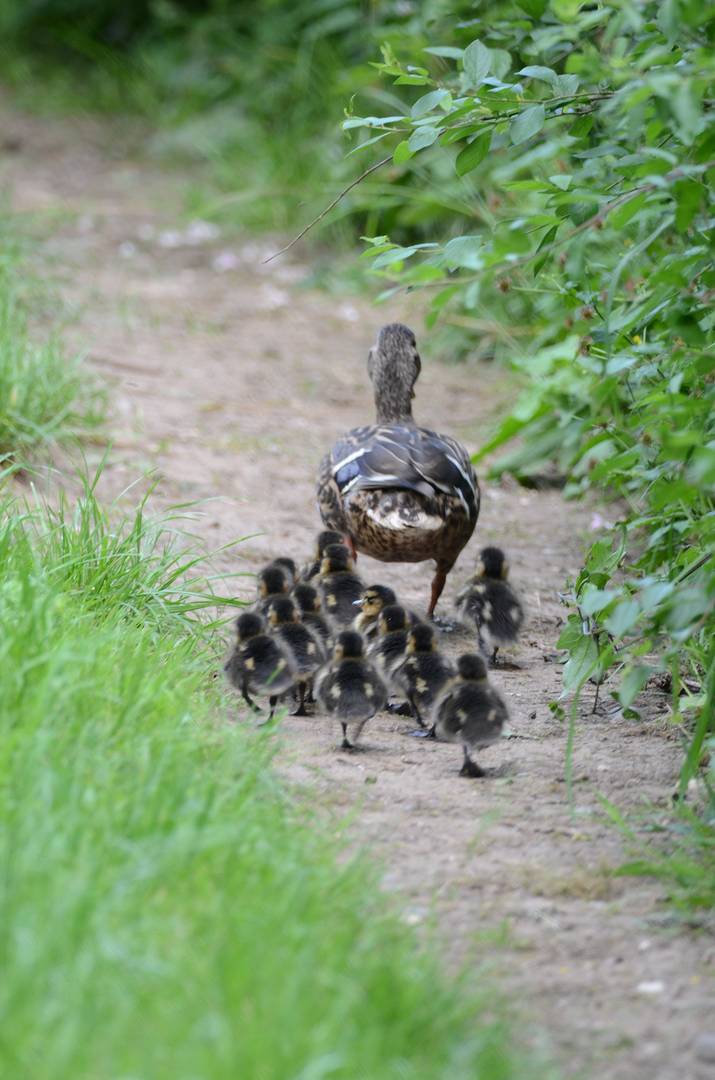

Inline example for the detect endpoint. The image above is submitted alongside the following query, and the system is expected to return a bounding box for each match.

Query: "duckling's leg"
[344,534,358,561]
[292,681,308,717]
[340,722,353,750]
[241,682,259,713]
[490,646,499,666]
[268,695,279,720]
[407,697,430,737]
[459,745,486,778]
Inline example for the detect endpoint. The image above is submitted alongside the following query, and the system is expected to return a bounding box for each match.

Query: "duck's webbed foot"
[459,746,486,778]
[387,699,412,716]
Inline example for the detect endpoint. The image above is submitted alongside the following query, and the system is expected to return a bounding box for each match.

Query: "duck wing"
[330,425,479,520]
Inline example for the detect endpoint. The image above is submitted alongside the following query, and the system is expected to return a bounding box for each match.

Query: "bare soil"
[2,94,712,1080]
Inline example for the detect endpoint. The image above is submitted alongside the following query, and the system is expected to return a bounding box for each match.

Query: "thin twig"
[263,155,393,263]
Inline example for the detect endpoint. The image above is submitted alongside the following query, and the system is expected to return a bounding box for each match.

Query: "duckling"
[317,544,364,628]
[455,546,524,664]
[292,582,332,650]
[368,603,411,682]
[266,556,297,588]
[300,529,346,582]
[224,611,297,719]
[352,583,397,640]
[267,596,326,715]
[315,630,387,749]
[317,323,480,616]
[255,565,290,615]
[393,623,454,733]
[433,653,508,777]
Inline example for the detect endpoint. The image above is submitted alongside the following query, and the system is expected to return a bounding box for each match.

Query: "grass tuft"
[0,262,103,460]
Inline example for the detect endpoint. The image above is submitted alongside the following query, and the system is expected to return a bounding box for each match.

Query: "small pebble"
[636,980,664,995]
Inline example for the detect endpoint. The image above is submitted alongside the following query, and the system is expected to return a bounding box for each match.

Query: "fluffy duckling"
[393,623,454,732]
[300,529,346,582]
[317,544,364,628]
[316,630,387,749]
[455,546,524,664]
[255,565,290,615]
[433,653,508,777]
[224,612,297,718]
[268,596,326,715]
[352,583,397,640]
[266,556,297,587]
[368,603,411,682]
[292,582,332,649]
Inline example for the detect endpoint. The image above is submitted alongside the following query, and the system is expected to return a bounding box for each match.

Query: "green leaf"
[424,46,464,59]
[489,49,512,80]
[618,665,652,709]
[515,0,547,16]
[510,104,546,145]
[562,635,600,692]
[604,599,641,638]
[608,192,648,229]
[551,73,580,95]
[455,131,491,177]
[392,140,413,165]
[463,40,491,87]
[442,235,484,270]
[411,89,451,118]
[517,65,556,83]
[407,126,440,151]
[580,586,620,616]
[533,224,558,276]
[549,174,572,190]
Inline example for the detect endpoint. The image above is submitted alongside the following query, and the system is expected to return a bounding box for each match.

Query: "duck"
[292,582,332,650]
[455,546,524,664]
[315,630,387,749]
[267,596,327,715]
[223,611,297,719]
[255,565,290,615]
[317,323,480,616]
[300,529,346,582]
[266,556,298,588]
[368,603,411,682]
[392,623,454,733]
[317,544,364,628]
[433,653,508,777]
[352,583,397,640]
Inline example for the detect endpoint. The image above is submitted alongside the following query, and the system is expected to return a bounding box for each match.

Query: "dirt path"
[2,94,712,1080]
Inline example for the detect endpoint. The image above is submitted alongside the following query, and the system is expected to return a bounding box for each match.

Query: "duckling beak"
[353,598,364,606]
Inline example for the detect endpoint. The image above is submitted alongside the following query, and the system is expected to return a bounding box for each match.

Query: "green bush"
[340,0,714,783]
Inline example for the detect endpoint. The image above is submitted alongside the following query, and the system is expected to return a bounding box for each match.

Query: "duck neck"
[374,385,414,424]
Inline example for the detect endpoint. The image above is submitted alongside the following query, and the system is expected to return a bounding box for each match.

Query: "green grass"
[602,792,715,915]
[0,258,103,460]
[0,475,537,1080]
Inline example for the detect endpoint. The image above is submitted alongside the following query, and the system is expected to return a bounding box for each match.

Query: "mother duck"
[317,323,480,617]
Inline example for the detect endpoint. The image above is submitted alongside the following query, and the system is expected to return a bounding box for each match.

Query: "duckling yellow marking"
[277,659,286,671]
[416,677,428,694]
[483,601,492,620]
[307,642,316,655]
[245,658,255,670]
[457,709,467,722]
[488,708,496,722]
[364,683,374,698]
[474,584,486,594]
[510,606,521,621]
[327,594,337,608]
[330,685,341,700]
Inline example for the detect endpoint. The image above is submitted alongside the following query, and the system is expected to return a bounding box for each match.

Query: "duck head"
[368,323,421,423]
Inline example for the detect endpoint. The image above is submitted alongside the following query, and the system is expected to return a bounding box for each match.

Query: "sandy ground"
[2,94,713,1080]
